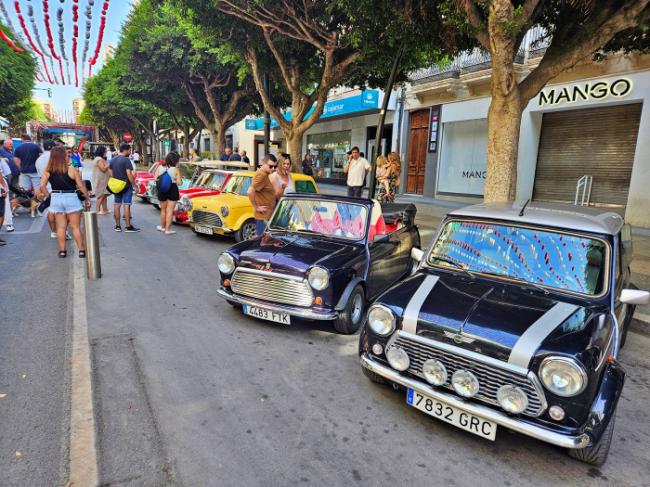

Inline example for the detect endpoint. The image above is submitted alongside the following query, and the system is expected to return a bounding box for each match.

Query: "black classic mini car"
[359,202,649,465]
[217,194,421,333]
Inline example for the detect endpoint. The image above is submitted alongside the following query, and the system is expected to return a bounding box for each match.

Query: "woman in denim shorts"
[39,146,91,257]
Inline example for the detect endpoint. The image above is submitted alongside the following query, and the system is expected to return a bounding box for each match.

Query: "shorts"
[255,219,267,236]
[158,184,179,202]
[19,173,40,191]
[114,185,133,205]
[50,192,83,214]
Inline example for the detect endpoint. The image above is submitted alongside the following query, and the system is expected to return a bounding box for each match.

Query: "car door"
[368,232,402,298]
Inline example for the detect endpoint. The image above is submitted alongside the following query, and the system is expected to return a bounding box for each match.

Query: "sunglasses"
[267,164,277,169]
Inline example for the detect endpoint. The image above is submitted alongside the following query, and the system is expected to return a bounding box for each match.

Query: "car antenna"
[519,199,530,217]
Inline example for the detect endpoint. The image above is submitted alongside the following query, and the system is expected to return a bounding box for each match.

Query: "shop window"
[437,119,488,196]
[306,130,351,179]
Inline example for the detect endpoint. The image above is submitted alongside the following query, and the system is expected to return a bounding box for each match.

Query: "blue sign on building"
[244,90,381,130]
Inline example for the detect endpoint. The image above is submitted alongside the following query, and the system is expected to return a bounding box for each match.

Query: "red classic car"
[174,167,242,224]
[135,160,163,200]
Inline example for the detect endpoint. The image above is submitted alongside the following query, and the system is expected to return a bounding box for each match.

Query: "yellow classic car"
[188,171,319,241]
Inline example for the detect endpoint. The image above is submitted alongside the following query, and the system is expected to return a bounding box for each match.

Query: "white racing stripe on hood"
[402,275,439,334]
[508,302,579,369]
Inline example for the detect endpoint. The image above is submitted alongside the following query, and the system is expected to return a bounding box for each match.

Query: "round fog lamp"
[451,370,479,398]
[497,385,528,414]
[422,359,447,386]
[549,405,566,421]
[221,205,229,217]
[386,346,410,372]
[371,343,384,356]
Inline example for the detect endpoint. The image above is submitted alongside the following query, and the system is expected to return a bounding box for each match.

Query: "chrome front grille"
[231,268,314,307]
[393,332,546,417]
[192,210,223,228]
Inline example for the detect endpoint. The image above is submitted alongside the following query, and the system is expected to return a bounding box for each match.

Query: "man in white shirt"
[343,146,371,198]
[0,156,13,232]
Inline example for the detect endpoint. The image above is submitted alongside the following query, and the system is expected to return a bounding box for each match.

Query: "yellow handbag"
[107,177,127,195]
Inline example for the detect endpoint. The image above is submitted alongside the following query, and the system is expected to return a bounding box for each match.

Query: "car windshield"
[194,171,212,187]
[147,162,158,173]
[427,220,608,296]
[207,171,228,190]
[269,198,368,240]
[178,163,196,180]
[223,175,252,195]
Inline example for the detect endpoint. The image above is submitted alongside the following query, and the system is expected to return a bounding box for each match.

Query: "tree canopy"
[0,23,37,132]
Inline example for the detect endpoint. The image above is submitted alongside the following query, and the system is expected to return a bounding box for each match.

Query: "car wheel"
[235,219,257,242]
[333,285,365,334]
[620,305,635,349]
[568,414,616,466]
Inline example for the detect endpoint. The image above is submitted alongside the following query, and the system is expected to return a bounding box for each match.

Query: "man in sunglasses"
[249,153,278,236]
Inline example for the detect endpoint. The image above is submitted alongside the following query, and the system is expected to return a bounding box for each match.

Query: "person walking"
[0,139,19,202]
[109,143,140,232]
[14,134,43,192]
[375,155,390,203]
[132,149,140,167]
[36,139,69,239]
[248,154,277,236]
[155,151,183,235]
[271,155,294,197]
[0,168,7,245]
[189,148,202,162]
[92,146,110,215]
[382,152,402,202]
[220,147,232,161]
[71,147,82,168]
[241,150,250,165]
[228,148,242,161]
[0,155,14,232]
[39,146,91,257]
[343,146,370,198]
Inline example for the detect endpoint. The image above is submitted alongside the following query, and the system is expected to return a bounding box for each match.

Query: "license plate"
[406,389,497,441]
[243,305,290,325]
[194,225,213,235]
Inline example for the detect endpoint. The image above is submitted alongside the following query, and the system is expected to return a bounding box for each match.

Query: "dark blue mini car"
[359,202,649,465]
[217,194,421,334]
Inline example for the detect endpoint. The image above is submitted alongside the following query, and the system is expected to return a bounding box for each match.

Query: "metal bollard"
[83,210,102,279]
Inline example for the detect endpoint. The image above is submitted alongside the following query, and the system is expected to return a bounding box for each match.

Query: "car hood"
[387,270,594,363]
[192,193,249,211]
[235,232,363,276]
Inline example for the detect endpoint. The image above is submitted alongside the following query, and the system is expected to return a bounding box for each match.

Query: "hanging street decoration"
[72,0,79,86]
[56,7,72,85]
[80,0,92,81]
[13,0,54,83]
[42,0,65,85]
[88,0,108,76]
[0,25,24,51]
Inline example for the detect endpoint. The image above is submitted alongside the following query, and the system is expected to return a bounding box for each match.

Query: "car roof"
[228,171,316,181]
[280,193,374,206]
[448,201,624,236]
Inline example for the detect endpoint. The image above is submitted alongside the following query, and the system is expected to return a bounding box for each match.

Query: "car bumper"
[217,287,338,320]
[189,223,233,234]
[359,353,591,450]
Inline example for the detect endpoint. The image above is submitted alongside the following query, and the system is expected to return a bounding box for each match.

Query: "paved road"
[82,199,650,486]
[0,213,71,486]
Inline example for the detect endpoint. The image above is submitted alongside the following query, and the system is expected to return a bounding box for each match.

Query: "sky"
[1,0,134,116]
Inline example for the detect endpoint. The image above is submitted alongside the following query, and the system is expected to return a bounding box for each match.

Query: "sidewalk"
[318,183,650,332]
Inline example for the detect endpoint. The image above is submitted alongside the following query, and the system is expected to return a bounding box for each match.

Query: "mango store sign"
[538,78,632,107]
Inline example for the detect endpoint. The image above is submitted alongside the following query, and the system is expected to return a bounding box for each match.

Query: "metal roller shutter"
[533,103,642,208]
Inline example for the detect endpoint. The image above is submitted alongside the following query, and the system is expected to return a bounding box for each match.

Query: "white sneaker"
[156,225,164,232]
[165,230,176,235]
[50,232,57,239]
[5,225,14,232]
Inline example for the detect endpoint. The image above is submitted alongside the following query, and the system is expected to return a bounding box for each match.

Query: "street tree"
[205,0,446,162]
[128,0,259,157]
[0,24,36,132]
[446,0,650,202]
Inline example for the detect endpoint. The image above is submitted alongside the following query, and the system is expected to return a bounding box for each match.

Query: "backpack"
[157,168,172,193]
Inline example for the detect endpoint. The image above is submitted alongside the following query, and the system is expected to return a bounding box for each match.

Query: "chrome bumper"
[360,353,591,449]
[217,287,338,320]
[189,222,233,233]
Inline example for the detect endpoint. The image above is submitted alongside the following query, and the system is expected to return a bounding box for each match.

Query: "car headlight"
[177,196,191,212]
[217,252,236,274]
[367,305,395,336]
[386,346,410,372]
[221,205,229,217]
[451,370,479,398]
[307,266,329,290]
[422,359,447,386]
[539,357,587,397]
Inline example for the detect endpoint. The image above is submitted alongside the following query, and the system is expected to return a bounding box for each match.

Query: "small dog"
[9,186,45,217]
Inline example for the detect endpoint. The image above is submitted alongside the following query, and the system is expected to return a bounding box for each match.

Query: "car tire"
[235,219,257,242]
[568,414,616,466]
[333,285,365,335]
[620,305,635,349]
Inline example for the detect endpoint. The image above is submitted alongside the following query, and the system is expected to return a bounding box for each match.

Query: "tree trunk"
[214,128,226,159]
[484,92,523,202]
[182,125,191,158]
[286,132,303,171]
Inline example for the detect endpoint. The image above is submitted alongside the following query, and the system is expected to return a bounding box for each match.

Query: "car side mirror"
[620,288,650,305]
[411,247,424,262]
[373,234,389,243]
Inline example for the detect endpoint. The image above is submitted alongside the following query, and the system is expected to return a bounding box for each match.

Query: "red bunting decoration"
[88,0,108,73]
[14,0,54,83]
[0,26,24,52]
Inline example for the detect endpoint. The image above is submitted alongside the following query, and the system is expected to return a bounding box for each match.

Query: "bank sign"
[538,78,632,107]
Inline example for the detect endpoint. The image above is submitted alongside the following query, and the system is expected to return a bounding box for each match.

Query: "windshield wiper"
[295,228,324,236]
[429,256,475,278]
[476,270,550,295]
